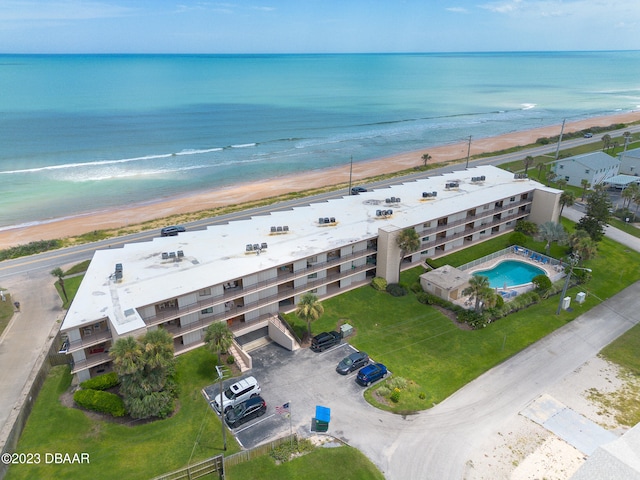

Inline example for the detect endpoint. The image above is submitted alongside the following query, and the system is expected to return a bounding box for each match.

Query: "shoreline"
[2,110,639,250]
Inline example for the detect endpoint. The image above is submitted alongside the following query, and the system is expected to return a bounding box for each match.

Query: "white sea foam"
[521,103,536,110]
[230,143,257,149]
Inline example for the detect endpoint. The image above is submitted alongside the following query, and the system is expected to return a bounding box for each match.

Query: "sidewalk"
[0,272,65,451]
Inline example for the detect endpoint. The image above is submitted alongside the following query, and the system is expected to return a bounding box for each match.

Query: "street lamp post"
[555,255,592,315]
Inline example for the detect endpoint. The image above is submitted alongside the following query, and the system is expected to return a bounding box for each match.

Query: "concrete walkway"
[0,271,65,450]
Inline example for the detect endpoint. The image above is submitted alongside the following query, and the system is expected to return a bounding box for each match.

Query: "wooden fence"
[150,434,296,480]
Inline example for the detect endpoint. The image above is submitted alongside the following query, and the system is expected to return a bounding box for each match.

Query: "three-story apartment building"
[61,165,561,381]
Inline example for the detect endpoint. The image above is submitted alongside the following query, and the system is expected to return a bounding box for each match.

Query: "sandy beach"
[2,111,639,250]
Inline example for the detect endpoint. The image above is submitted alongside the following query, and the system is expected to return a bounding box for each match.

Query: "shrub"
[371,277,387,291]
[388,377,408,390]
[377,385,391,397]
[410,282,423,294]
[514,220,538,236]
[73,389,126,417]
[390,390,401,403]
[532,274,552,296]
[80,372,119,391]
[226,355,235,365]
[416,292,430,304]
[386,283,408,297]
[418,392,427,400]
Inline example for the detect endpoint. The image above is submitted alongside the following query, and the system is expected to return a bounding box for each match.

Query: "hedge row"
[80,372,119,391]
[73,389,126,417]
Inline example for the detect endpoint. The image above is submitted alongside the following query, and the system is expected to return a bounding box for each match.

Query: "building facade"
[61,165,561,381]
[552,151,619,187]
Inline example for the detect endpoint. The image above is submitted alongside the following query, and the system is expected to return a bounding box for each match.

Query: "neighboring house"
[420,265,470,302]
[617,146,640,176]
[61,165,561,381]
[553,151,619,187]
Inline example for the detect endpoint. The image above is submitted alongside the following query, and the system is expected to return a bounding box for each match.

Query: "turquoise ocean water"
[1,51,639,230]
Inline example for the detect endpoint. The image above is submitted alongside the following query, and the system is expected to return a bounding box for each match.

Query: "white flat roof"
[63,165,557,336]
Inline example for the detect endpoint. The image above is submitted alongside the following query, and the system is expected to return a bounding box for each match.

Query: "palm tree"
[545,171,557,186]
[50,267,68,302]
[295,292,324,339]
[622,183,639,209]
[538,221,567,255]
[110,336,143,376]
[396,228,421,278]
[569,230,598,261]
[142,328,175,370]
[580,179,591,201]
[204,321,234,364]
[462,275,491,313]
[523,155,534,175]
[559,190,575,218]
[602,134,611,151]
[421,153,432,168]
[536,161,546,180]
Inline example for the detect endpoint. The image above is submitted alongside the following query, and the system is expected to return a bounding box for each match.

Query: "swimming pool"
[473,260,546,288]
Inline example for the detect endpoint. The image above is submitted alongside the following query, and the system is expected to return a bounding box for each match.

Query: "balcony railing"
[419,198,531,236]
[66,330,112,354]
[143,247,377,326]
[153,263,376,336]
[71,352,111,374]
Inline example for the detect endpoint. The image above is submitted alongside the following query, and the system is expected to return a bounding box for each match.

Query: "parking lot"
[203,341,378,449]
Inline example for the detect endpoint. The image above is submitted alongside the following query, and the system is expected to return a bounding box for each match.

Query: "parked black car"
[351,186,368,195]
[310,331,341,352]
[336,351,369,375]
[225,396,267,428]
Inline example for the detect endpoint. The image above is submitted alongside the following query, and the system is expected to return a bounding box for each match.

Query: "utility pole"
[554,119,566,162]
[348,155,353,195]
[215,366,229,451]
[465,135,472,169]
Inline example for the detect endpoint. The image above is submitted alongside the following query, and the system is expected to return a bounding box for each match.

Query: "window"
[423,221,432,228]
[199,287,211,296]
[559,165,564,170]
[201,307,213,314]
[509,197,515,202]
[585,169,590,174]
[307,272,318,279]
[521,193,529,200]
[422,236,430,242]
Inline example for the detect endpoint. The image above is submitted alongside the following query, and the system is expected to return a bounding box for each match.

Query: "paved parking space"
[203,340,377,449]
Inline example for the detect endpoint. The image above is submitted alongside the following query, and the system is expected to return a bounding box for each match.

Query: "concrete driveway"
[204,341,385,449]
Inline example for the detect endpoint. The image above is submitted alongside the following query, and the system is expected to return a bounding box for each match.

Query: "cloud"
[252,6,275,12]
[446,7,470,14]
[0,1,132,22]
[480,0,524,14]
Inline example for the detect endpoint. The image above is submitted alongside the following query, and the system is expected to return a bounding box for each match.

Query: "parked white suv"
[212,376,261,413]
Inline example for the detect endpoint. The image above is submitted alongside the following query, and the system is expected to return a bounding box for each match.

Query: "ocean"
[1,51,639,230]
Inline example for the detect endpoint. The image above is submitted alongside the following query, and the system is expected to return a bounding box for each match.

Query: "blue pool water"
[473,260,546,288]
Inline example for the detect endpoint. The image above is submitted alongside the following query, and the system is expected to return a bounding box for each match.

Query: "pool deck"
[460,251,565,306]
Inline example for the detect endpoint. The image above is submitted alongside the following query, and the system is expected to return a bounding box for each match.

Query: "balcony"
[71,352,111,374]
[66,329,112,354]
[142,247,377,327]
[158,262,376,339]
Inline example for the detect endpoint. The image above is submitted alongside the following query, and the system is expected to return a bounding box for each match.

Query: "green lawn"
[287,223,640,412]
[5,348,240,480]
[226,445,385,480]
[0,289,14,337]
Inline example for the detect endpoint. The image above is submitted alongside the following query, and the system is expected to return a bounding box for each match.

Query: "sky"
[0,0,639,54]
